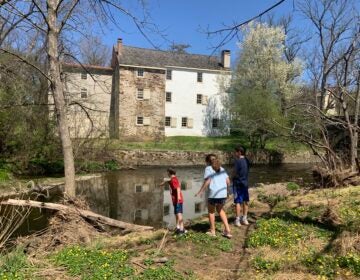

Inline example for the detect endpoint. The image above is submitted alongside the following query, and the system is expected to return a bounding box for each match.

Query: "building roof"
[119,46,226,71]
[62,63,113,74]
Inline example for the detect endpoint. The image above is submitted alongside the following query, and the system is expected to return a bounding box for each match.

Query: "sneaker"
[222,231,233,239]
[234,219,241,227]
[178,229,187,235]
[241,218,249,225]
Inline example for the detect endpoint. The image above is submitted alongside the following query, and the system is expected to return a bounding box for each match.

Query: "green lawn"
[101,136,306,153]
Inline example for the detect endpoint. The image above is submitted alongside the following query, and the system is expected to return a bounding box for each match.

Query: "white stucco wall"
[164,68,230,137]
[63,71,112,138]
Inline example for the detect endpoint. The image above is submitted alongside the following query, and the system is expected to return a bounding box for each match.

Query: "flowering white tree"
[231,23,302,148]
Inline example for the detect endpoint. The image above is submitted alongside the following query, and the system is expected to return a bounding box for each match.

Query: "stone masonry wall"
[112,149,320,167]
[119,66,165,140]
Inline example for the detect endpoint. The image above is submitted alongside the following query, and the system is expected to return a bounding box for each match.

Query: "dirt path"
[163,202,271,280]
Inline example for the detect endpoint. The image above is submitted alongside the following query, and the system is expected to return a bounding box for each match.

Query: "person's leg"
[241,202,249,225]
[208,203,216,234]
[176,213,184,230]
[234,203,241,226]
[216,203,230,234]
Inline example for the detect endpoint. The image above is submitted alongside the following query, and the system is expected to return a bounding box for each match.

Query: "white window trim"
[136,116,144,126]
[137,89,144,100]
[137,68,144,77]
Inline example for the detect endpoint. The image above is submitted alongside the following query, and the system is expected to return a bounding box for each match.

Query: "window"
[166,70,172,80]
[163,204,170,216]
[212,118,219,128]
[196,94,202,104]
[137,89,144,100]
[165,116,171,127]
[80,88,87,98]
[166,92,172,102]
[181,117,193,128]
[134,209,142,219]
[137,116,144,125]
[197,72,203,82]
[181,117,188,128]
[137,68,144,77]
[81,73,87,80]
[135,185,143,193]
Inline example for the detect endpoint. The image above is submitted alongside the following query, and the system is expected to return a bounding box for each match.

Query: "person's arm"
[226,176,230,198]
[195,178,210,196]
[176,187,182,203]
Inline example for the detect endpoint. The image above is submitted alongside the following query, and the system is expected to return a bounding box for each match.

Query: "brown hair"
[205,154,217,165]
[167,167,176,175]
[211,159,221,173]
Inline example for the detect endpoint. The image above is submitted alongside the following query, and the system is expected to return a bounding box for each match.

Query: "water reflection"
[76,164,313,228]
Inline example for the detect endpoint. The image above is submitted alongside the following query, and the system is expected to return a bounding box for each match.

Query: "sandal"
[206,231,216,237]
[222,231,233,239]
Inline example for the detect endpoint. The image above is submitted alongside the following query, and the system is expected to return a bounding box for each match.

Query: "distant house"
[61,38,231,140]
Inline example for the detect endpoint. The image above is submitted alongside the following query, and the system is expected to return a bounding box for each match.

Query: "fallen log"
[1,199,153,232]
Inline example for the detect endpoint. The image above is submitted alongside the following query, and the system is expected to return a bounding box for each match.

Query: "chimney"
[221,50,230,68]
[117,38,123,56]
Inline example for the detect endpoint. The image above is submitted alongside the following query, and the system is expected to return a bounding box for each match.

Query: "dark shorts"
[233,186,249,204]
[208,198,227,206]
[173,203,183,214]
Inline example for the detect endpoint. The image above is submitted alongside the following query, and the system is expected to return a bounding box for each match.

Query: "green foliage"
[302,252,337,278]
[257,193,287,207]
[251,256,280,272]
[52,245,134,279]
[176,231,233,253]
[286,182,300,191]
[338,195,360,232]
[338,253,360,276]
[0,169,10,182]
[139,261,186,280]
[246,218,332,248]
[0,247,34,280]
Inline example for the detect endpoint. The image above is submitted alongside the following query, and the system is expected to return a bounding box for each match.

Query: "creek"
[11,163,313,236]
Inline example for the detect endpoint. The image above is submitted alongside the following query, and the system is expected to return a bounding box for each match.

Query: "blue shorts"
[233,186,249,204]
[173,203,183,214]
[208,198,226,205]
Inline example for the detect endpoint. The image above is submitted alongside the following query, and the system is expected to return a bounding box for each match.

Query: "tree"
[0,0,156,196]
[230,22,301,148]
[79,36,111,66]
[169,43,191,54]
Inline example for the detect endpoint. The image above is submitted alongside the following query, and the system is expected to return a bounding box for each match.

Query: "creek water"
[10,163,313,236]
[77,163,313,229]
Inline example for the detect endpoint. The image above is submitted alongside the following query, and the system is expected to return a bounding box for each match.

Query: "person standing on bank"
[196,158,232,238]
[233,146,250,226]
[160,167,186,234]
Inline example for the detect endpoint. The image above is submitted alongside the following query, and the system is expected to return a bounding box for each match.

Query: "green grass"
[246,218,332,248]
[176,230,233,254]
[0,169,10,182]
[101,136,305,153]
[0,247,35,280]
[52,245,134,279]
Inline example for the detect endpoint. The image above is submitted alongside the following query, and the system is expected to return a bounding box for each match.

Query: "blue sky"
[96,0,302,60]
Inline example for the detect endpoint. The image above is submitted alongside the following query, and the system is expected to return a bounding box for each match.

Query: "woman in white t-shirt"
[196,157,232,238]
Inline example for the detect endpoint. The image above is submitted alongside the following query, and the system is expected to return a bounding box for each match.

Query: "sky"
[94,0,305,62]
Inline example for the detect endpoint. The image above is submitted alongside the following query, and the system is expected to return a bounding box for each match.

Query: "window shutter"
[143,89,150,100]
[187,118,194,128]
[143,117,151,126]
[171,117,177,128]
[202,95,208,105]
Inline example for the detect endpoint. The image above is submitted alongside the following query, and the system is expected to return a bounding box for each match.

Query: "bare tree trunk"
[47,0,76,197]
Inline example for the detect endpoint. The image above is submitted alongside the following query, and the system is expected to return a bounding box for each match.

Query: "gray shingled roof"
[119,46,225,70]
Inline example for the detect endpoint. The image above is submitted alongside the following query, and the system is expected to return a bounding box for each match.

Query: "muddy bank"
[111,149,320,166]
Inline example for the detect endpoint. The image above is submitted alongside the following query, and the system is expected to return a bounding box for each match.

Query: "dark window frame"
[166,91,172,102]
[197,72,203,82]
[165,116,171,127]
[166,70,172,80]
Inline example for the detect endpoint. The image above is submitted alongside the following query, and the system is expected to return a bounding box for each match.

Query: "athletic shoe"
[241,218,249,225]
[234,219,241,227]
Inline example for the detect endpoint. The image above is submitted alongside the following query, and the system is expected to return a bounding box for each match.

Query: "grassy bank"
[2,184,359,279]
[99,135,307,153]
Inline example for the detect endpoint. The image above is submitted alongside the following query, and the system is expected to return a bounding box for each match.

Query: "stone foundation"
[111,149,320,167]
